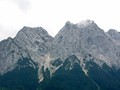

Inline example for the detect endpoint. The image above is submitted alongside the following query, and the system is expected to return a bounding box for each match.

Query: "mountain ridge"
[1,20,120,90]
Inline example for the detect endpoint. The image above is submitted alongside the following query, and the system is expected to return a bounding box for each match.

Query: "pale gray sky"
[0,0,120,41]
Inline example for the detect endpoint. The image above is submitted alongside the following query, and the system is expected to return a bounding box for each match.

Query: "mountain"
[0,37,28,75]
[39,55,120,90]
[107,29,120,45]
[51,20,120,67]
[0,58,39,90]
[0,26,53,90]
[14,26,53,58]
[0,20,120,90]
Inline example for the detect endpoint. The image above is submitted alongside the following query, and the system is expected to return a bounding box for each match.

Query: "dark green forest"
[1,56,120,90]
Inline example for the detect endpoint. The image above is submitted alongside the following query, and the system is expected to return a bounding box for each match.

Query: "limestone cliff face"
[51,20,120,67]
[107,29,120,45]
[14,26,53,62]
[0,27,53,81]
[0,37,28,74]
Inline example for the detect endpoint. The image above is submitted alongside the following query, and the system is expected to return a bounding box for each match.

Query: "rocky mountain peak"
[14,26,53,69]
[52,20,104,59]
[56,20,102,39]
[14,26,53,49]
[0,36,28,75]
[107,29,120,45]
[64,21,74,28]
[51,20,120,67]
[0,26,54,83]
[65,21,73,26]
[107,29,120,37]
[16,26,50,40]
[108,29,118,33]
[28,26,47,34]
[7,37,13,41]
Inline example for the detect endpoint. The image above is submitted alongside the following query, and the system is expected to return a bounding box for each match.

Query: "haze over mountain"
[0,20,120,90]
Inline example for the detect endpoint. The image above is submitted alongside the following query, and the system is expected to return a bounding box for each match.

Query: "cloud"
[13,0,31,12]
[0,0,31,12]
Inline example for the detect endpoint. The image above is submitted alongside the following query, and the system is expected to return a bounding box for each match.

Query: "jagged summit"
[14,26,53,62]
[107,29,120,45]
[0,35,28,74]
[51,20,120,67]
[108,29,118,32]
[65,21,73,26]
[0,37,13,43]
[14,26,53,46]
[7,37,13,40]
[16,26,49,38]
[107,29,120,36]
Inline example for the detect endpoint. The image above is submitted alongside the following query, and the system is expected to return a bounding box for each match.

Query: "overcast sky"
[0,0,120,41]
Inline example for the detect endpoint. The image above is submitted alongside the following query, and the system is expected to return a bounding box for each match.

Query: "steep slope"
[107,29,120,45]
[14,26,53,63]
[14,26,54,81]
[0,58,38,90]
[0,26,54,88]
[39,55,98,90]
[0,37,28,75]
[39,55,120,90]
[51,20,120,67]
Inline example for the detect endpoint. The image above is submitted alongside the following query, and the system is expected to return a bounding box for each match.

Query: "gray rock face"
[0,37,28,74]
[0,26,53,81]
[107,29,120,45]
[51,20,120,67]
[14,26,53,63]
[14,26,54,81]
